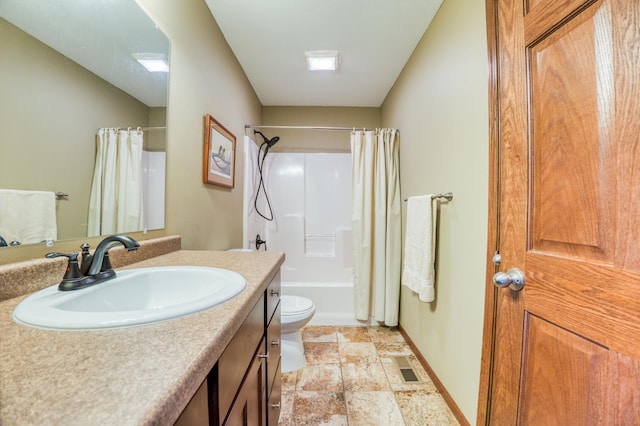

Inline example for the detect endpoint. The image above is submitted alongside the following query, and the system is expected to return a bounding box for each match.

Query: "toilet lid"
[281,295,314,316]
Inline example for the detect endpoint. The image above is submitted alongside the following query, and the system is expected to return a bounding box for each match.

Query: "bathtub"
[281,281,372,326]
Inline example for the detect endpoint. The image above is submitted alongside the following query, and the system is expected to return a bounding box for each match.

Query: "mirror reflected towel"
[0,189,57,244]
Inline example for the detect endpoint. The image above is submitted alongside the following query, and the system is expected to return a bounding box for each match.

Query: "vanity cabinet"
[207,272,281,426]
[265,274,281,426]
[223,337,267,426]
[175,380,209,426]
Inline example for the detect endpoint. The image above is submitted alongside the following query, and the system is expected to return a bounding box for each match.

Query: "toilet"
[280,295,316,373]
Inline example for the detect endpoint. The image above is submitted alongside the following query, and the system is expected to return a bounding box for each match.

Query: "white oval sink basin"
[13,266,247,330]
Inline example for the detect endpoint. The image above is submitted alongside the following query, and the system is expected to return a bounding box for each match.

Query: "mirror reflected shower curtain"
[351,129,401,326]
[88,128,143,236]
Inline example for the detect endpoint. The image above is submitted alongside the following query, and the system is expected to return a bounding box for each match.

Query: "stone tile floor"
[278,326,460,426]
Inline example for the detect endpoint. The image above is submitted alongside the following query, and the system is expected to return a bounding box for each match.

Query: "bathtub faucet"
[256,234,267,250]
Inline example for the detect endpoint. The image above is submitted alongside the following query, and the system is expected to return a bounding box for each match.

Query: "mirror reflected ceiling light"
[133,53,170,73]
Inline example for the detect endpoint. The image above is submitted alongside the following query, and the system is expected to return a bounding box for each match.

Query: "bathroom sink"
[13,266,247,330]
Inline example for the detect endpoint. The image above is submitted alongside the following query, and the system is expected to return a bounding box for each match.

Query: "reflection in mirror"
[0,0,169,247]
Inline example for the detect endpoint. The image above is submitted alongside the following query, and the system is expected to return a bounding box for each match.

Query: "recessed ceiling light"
[133,53,169,73]
[305,50,340,71]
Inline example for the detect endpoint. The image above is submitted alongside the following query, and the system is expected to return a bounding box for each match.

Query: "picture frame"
[203,114,236,188]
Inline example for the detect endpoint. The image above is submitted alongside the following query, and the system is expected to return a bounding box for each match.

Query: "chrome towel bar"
[403,192,453,202]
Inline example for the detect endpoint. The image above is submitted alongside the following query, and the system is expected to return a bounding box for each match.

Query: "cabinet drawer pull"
[270,289,280,297]
[258,353,269,360]
[271,339,280,346]
[271,403,281,409]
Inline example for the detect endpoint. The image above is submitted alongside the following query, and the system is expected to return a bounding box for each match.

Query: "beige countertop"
[0,249,284,425]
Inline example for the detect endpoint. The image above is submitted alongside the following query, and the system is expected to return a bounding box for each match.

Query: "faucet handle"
[46,252,84,284]
[80,243,91,275]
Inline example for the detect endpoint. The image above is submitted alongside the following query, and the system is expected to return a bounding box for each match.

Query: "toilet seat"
[281,295,314,317]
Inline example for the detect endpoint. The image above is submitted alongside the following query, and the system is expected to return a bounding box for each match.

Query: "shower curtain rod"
[244,124,382,132]
[139,126,166,131]
[111,126,167,131]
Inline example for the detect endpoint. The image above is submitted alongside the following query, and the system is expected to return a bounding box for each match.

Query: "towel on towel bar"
[0,189,57,245]
[402,195,436,302]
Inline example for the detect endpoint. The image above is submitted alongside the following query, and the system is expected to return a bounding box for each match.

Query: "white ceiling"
[205,0,443,107]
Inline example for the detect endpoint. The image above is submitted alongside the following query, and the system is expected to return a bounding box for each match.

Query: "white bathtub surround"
[350,129,401,326]
[282,281,370,326]
[243,136,267,251]
[246,151,358,324]
[402,195,436,302]
[141,150,166,231]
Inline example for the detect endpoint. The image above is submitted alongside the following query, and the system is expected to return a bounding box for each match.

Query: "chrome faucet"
[46,234,140,291]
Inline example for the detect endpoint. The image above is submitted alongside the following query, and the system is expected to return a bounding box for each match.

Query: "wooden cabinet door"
[267,359,281,426]
[224,338,267,426]
[483,0,640,424]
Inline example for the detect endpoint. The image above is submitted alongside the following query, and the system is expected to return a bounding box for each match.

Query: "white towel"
[0,189,57,245]
[402,195,436,302]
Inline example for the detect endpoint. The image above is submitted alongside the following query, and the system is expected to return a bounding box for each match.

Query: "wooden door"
[480,0,640,424]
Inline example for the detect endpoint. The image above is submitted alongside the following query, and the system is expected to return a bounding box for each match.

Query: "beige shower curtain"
[88,128,144,236]
[351,129,401,326]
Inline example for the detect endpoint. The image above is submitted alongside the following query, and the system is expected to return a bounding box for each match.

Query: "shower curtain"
[351,129,401,326]
[88,128,144,236]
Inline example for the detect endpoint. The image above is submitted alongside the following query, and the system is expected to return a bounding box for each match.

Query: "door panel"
[519,314,608,425]
[607,353,640,423]
[529,1,614,263]
[483,0,640,423]
[612,1,640,273]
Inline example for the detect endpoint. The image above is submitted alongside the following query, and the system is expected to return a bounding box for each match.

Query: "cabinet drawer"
[266,271,281,325]
[266,302,281,394]
[215,294,265,425]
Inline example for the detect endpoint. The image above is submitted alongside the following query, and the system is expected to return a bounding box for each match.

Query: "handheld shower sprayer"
[254,130,281,222]
[255,130,280,149]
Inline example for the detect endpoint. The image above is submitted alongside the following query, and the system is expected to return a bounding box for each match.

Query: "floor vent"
[393,356,420,383]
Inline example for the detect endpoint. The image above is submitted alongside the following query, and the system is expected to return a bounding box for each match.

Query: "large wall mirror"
[0,0,169,248]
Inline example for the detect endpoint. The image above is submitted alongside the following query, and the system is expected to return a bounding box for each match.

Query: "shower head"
[267,136,280,147]
[254,130,280,148]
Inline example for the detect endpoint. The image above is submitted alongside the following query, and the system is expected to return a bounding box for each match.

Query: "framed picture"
[203,114,236,188]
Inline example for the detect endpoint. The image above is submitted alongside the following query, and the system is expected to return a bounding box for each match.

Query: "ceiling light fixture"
[305,50,340,71]
[133,53,169,73]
